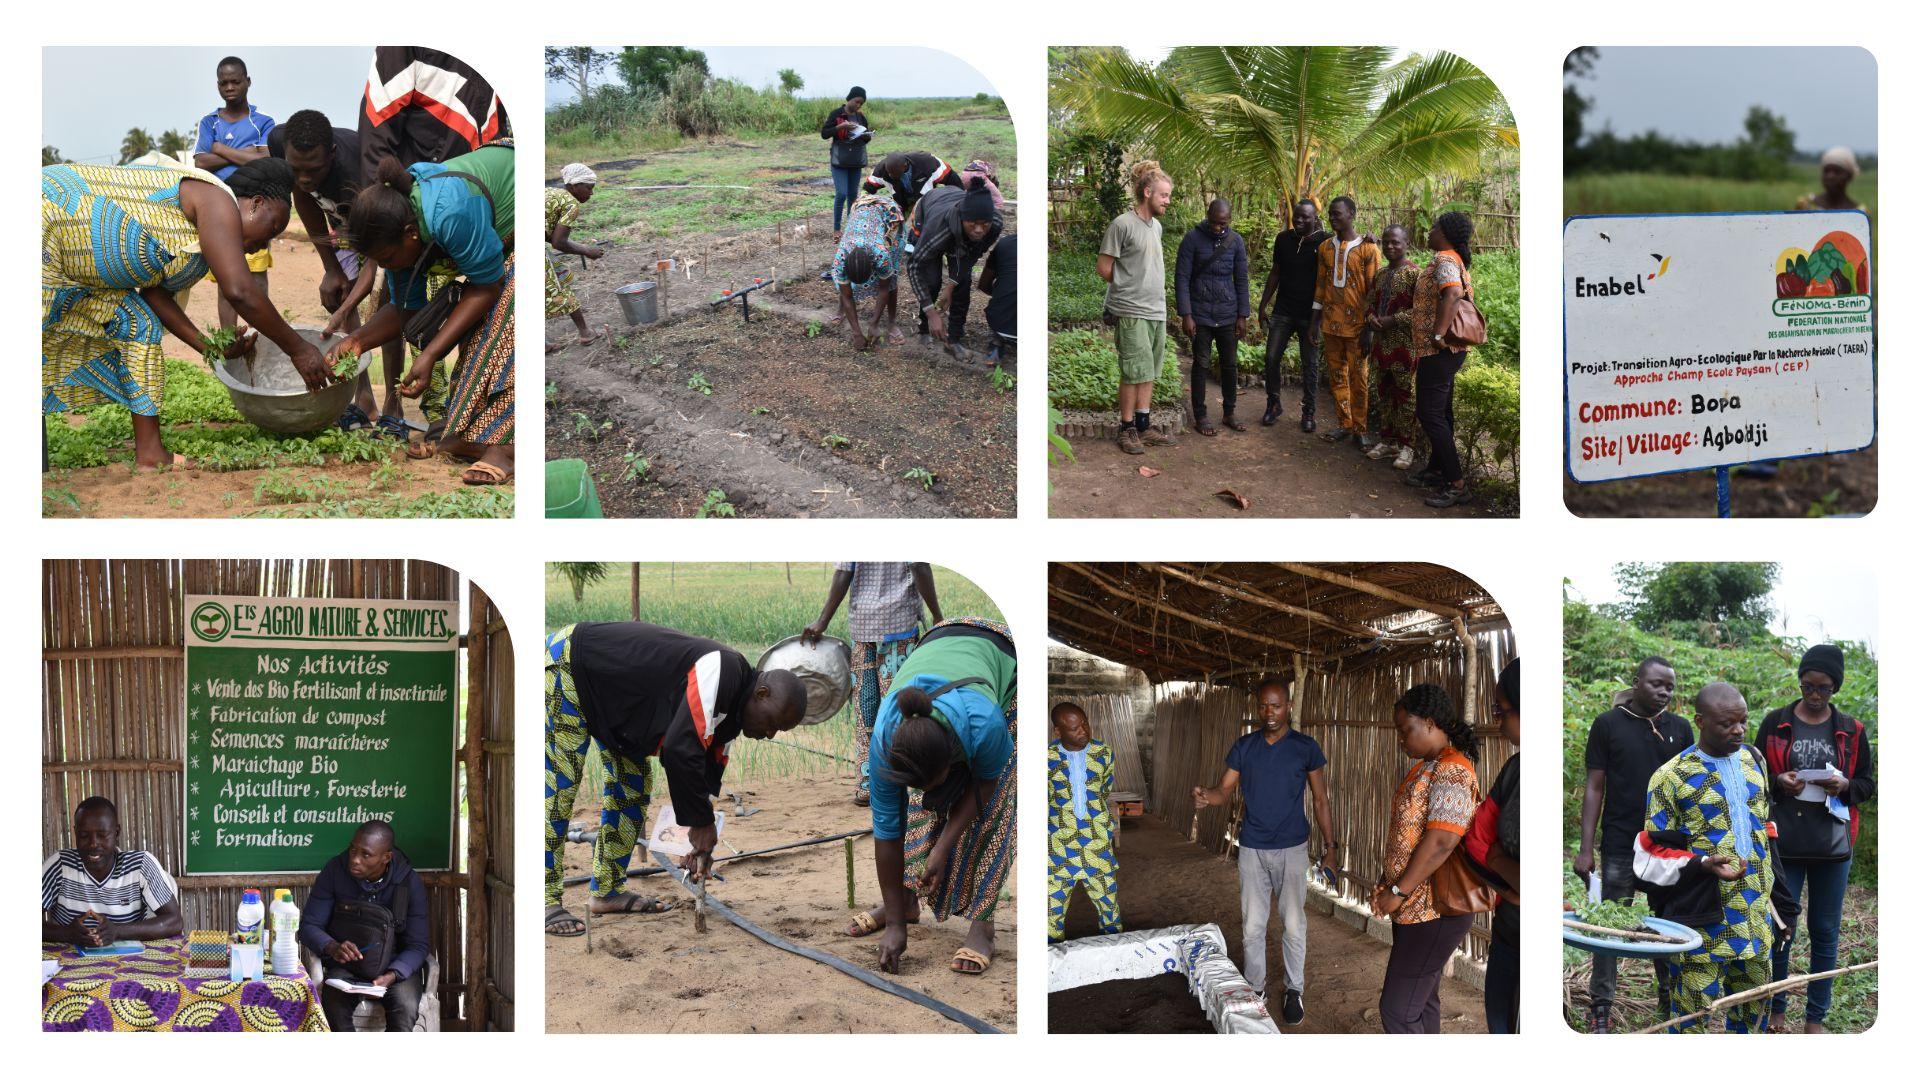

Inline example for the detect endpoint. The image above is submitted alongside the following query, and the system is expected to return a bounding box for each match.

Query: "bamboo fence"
[41,559,515,1031]
[1050,694,1149,802]
[1049,562,1515,964]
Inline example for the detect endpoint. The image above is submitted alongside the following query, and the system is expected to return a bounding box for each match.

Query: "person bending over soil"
[546,162,607,352]
[833,191,907,350]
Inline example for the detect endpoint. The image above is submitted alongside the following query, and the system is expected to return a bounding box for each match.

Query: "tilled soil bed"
[549,291,1016,518]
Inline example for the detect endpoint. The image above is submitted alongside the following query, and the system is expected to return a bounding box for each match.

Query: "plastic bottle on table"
[235,888,265,946]
[270,888,301,976]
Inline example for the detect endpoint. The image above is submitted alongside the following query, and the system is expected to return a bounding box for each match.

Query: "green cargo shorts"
[1113,316,1166,385]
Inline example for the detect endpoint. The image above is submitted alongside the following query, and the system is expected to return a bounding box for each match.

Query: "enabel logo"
[1574,253,1672,299]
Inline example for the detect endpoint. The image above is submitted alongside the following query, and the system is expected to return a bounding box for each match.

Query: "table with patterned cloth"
[41,936,329,1031]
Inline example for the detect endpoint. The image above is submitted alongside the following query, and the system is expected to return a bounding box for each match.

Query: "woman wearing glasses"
[1759,644,1875,1033]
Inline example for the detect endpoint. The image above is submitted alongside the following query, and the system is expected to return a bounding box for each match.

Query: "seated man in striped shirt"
[42,796,183,946]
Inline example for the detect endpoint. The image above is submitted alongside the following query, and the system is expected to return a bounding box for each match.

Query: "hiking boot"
[1261,402,1282,426]
[1590,1003,1613,1034]
[1425,485,1472,508]
[1405,467,1440,488]
[1300,415,1317,433]
[1142,428,1180,448]
[1393,446,1416,470]
[1118,427,1146,455]
[1281,989,1305,1026]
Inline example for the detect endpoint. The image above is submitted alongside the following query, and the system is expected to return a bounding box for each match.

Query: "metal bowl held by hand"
[756,634,853,725]
[215,326,371,435]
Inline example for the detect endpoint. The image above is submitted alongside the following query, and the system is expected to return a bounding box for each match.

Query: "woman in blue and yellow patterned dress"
[42,156,326,469]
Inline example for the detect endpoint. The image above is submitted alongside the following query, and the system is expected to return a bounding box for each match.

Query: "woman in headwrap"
[821,87,872,235]
[1760,644,1875,1034]
[546,162,606,352]
[1796,147,1869,214]
[831,189,905,350]
[42,156,328,470]
[848,617,1016,977]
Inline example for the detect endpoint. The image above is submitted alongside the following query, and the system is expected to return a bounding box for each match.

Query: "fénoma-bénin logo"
[1574,253,1672,298]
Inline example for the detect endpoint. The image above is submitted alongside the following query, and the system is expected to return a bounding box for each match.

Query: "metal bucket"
[615,281,658,326]
[756,635,853,725]
[214,327,370,435]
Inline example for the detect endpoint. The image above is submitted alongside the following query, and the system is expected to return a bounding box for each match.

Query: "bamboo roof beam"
[1055,564,1321,656]
[1274,563,1467,621]
[1144,563,1384,640]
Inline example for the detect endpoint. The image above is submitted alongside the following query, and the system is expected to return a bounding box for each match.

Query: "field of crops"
[546,563,1004,788]
[1565,166,1878,221]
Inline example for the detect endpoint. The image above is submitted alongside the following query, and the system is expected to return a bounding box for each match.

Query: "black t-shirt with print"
[1584,706,1694,857]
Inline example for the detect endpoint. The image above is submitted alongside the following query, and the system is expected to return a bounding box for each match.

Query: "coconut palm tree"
[118,127,155,164]
[554,561,611,603]
[157,129,191,157]
[1053,46,1515,220]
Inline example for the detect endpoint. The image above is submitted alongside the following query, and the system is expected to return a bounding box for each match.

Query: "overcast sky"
[1563,562,1877,650]
[546,46,996,107]
[1573,46,1877,154]
[43,47,380,165]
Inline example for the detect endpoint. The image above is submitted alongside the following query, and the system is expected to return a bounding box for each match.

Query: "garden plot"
[43,236,511,519]
[549,279,1015,518]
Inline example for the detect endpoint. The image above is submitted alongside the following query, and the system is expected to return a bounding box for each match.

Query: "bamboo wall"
[41,559,513,1030]
[1145,626,1516,962]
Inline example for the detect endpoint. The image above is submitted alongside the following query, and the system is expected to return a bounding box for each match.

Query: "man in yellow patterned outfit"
[1048,702,1120,942]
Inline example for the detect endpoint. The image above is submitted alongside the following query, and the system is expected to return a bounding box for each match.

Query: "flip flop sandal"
[335,403,372,432]
[950,947,991,975]
[846,910,917,937]
[545,904,586,937]
[373,414,411,441]
[461,460,512,486]
[598,893,679,916]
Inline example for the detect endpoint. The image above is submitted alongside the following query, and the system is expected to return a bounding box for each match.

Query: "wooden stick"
[463,582,491,1032]
[1056,565,1320,655]
[1274,562,1467,620]
[1630,960,1879,1034]
[42,759,183,773]
[42,644,183,659]
[1143,563,1384,640]
[1563,919,1688,943]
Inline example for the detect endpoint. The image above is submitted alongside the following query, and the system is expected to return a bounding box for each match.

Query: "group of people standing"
[1575,646,1874,1033]
[41,48,516,484]
[822,89,1016,365]
[543,562,1016,980]
[1097,161,1482,508]
[1048,660,1521,1034]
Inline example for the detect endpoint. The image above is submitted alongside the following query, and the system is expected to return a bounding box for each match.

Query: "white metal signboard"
[1564,211,1874,483]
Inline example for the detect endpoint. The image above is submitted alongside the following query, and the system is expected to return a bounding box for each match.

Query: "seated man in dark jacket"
[299,820,431,1032]
[1174,199,1251,434]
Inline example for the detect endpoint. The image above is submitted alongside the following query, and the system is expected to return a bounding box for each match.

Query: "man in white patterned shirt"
[802,563,942,806]
[42,797,183,946]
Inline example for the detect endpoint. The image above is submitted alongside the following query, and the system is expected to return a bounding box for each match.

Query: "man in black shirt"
[1575,654,1694,1032]
[1254,199,1328,430]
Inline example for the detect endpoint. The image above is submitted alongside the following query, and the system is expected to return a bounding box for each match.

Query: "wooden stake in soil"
[845,837,855,909]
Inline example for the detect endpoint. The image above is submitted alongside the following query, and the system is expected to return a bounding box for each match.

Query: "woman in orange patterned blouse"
[1371,682,1482,1032]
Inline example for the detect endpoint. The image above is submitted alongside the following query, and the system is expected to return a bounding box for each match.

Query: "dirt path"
[1563,442,1877,517]
[545,774,1017,1034]
[1050,412,1464,519]
[1050,815,1486,1034]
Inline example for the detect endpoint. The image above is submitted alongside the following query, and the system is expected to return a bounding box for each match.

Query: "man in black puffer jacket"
[1174,200,1250,435]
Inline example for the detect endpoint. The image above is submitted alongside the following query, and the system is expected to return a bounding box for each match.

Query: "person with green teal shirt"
[845,618,1015,979]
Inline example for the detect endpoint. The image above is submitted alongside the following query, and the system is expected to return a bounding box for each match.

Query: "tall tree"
[1055,46,1514,218]
[777,68,804,96]
[545,46,613,102]
[118,127,154,164]
[554,562,612,604]
[617,46,709,95]
[157,129,190,156]
[1615,562,1778,630]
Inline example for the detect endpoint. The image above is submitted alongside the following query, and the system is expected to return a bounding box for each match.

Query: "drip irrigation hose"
[560,828,872,886]
[650,849,1003,1034]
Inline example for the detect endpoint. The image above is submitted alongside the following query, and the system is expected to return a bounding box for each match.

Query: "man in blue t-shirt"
[193,55,276,331]
[1193,678,1339,1025]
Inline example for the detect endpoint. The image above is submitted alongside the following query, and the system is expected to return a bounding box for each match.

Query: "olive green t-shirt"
[1100,209,1166,320]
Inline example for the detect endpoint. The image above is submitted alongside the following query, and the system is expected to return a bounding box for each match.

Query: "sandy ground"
[545,773,1018,1033]
[1050,815,1488,1034]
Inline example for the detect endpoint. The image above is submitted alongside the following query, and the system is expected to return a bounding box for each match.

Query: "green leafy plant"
[990,366,1016,393]
[696,489,737,518]
[821,433,850,451]
[367,458,403,492]
[805,320,824,339]
[751,406,771,416]
[904,466,937,491]
[330,346,360,380]
[621,452,651,482]
[688,372,714,395]
[1047,328,1182,411]
[200,326,237,371]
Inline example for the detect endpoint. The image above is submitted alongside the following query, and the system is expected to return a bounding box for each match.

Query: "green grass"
[552,110,1015,245]
[1566,166,1877,223]
[546,563,1003,791]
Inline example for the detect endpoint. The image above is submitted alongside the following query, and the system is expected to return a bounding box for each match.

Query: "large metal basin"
[756,634,853,725]
[215,326,370,435]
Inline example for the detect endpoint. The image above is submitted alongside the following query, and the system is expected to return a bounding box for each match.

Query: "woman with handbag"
[850,618,1016,980]
[331,144,515,485]
[1762,644,1875,1034]
[1372,682,1483,1032]
[1407,210,1481,508]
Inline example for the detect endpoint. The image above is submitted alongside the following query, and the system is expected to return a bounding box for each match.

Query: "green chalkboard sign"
[182,595,460,874]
